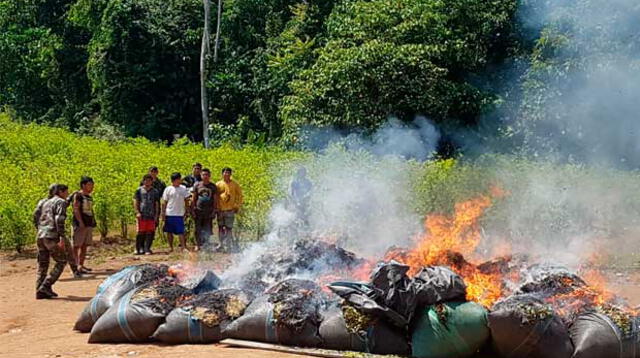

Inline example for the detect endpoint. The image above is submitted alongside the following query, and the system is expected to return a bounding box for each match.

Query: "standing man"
[145,166,167,198]
[133,174,160,255]
[183,163,203,188]
[161,172,191,252]
[182,162,202,246]
[35,184,82,278]
[289,166,313,223]
[35,184,70,299]
[216,167,243,253]
[72,176,96,274]
[191,168,218,251]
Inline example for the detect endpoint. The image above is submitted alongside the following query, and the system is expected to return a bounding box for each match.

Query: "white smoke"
[222,117,440,281]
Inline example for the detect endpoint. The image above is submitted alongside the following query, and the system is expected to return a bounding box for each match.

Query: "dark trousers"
[194,216,213,248]
[135,233,154,253]
[36,237,67,290]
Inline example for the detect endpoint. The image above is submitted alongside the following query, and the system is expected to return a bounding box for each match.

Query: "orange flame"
[384,191,505,307]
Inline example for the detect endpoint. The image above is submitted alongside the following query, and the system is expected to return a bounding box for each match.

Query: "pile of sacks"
[75,262,640,358]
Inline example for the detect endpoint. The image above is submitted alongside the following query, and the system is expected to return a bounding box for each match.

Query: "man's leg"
[135,232,145,254]
[202,219,213,250]
[217,225,226,252]
[167,233,174,252]
[143,232,154,254]
[36,238,50,291]
[79,243,88,268]
[40,240,67,296]
[179,234,187,250]
[194,217,203,250]
[223,211,236,253]
[80,227,93,270]
[63,237,79,276]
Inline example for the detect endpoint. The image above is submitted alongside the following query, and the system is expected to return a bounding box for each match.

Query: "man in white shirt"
[161,172,191,252]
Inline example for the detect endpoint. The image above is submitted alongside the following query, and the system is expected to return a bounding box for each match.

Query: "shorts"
[163,216,185,235]
[137,218,156,234]
[73,226,93,247]
[218,210,235,229]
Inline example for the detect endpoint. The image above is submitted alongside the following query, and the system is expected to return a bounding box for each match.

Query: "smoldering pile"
[226,238,363,294]
[74,242,640,358]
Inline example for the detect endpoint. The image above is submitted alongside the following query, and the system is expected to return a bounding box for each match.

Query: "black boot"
[144,233,154,254]
[36,290,53,299]
[37,284,57,299]
[135,233,145,255]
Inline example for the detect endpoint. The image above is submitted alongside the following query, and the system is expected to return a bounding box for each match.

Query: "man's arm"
[73,194,85,227]
[133,189,141,218]
[53,201,67,248]
[33,200,43,229]
[154,192,160,221]
[161,201,167,221]
[190,188,198,216]
[134,198,141,218]
[213,189,219,217]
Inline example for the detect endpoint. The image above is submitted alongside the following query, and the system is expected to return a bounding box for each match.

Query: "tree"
[279,0,518,144]
[201,0,212,148]
[86,0,203,140]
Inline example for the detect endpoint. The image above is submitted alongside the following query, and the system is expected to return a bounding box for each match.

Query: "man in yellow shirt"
[216,167,243,252]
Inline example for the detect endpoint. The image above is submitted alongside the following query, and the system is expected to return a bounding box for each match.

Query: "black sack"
[570,311,639,358]
[88,280,191,343]
[488,294,573,358]
[328,281,408,328]
[319,305,411,355]
[152,289,252,344]
[370,261,417,323]
[223,279,323,347]
[412,266,467,306]
[74,264,169,332]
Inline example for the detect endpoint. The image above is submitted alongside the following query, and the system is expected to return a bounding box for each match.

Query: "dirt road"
[0,251,305,358]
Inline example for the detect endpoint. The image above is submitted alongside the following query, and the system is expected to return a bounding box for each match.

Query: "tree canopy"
[1,0,634,158]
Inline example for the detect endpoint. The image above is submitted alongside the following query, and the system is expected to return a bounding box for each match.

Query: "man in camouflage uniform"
[34,184,81,278]
[35,184,70,299]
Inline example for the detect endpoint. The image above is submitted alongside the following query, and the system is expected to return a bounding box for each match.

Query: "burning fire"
[381,189,505,307]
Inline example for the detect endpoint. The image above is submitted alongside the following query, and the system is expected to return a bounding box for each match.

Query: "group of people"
[33,177,96,299]
[32,164,244,299]
[134,164,243,255]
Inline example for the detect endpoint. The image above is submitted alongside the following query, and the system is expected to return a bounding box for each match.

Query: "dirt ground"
[2,247,640,358]
[0,249,306,358]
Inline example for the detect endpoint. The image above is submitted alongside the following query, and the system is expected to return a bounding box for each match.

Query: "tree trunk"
[200,0,212,148]
[213,0,222,62]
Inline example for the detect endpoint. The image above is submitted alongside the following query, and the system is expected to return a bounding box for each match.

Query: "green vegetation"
[0,0,519,144]
[4,114,640,254]
[0,113,305,250]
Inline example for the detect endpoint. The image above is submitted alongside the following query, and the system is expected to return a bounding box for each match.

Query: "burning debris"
[227,239,362,294]
[76,190,640,357]
[168,263,221,293]
[131,279,193,315]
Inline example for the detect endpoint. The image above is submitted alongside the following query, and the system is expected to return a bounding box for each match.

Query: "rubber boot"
[144,233,154,254]
[135,233,145,254]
